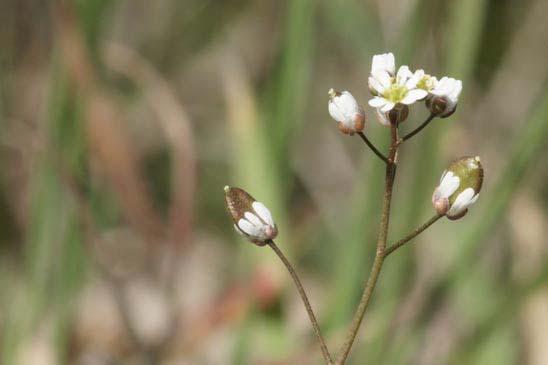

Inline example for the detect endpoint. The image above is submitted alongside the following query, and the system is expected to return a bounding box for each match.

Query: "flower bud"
[224,186,278,245]
[432,156,483,220]
[427,77,462,118]
[328,89,365,136]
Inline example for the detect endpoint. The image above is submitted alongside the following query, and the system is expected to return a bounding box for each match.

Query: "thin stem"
[357,131,389,164]
[400,113,436,143]
[267,240,333,365]
[384,214,443,257]
[336,122,399,364]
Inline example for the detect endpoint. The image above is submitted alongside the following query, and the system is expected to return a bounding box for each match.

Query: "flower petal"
[396,65,412,85]
[371,52,395,75]
[373,70,392,90]
[234,224,247,237]
[252,201,275,226]
[407,69,424,89]
[439,171,460,198]
[380,101,395,113]
[238,218,261,237]
[401,89,428,105]
[244,212,263,226]
[368,97,386,108]
[368,76,385,94]
[447,188,476,217]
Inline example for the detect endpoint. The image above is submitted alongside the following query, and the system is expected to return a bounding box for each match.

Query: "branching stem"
[336,122,399,364]
[357,131,389,164]
[384,214,443,257]
[399,113,436,144]
[267,240,333,365]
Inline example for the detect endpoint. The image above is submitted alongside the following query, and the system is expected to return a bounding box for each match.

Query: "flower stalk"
[384,213,443,257]
[336,120,399,365]
[267,240,333,365]
[357,131,389,164]
[399,113,436,144]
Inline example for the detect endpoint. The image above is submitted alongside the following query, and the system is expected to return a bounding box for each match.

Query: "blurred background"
[1,0,548,364]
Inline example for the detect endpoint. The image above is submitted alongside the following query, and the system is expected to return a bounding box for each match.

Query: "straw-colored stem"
[399,113,436,144]
[267,240,333,364]
[336,122,399,364]
[357,131,389,164]
[384,214,443,257]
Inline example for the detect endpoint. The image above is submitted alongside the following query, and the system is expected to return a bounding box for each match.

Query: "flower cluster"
[328,52,462,131]
[228,53,479,243]
[326,52,482,220]
[367,52,462,120]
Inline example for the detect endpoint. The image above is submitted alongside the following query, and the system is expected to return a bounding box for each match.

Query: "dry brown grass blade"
[53,1,164,243]
[102,42,196,247]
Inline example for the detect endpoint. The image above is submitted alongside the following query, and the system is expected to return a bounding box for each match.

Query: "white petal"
[234,224,247,237]
[329,91,362,125]
[368,97,386,108]
[374,70,392,89]
[252,201,275,226]
[338,91,359,110]
[432,77,457,96]
[439,170,447,183]
[439,171,460,198]
[447,188,476,216]
[396,65,412,85]
[328,100,345,122]
[385,53,395,74]
[368,76,385,94]
[244,212,263,227]
[380,101,395,113]
[406,69,424,89]
[448,80,463,102]
[238,219,261,237]
[401,89,428,104]
[372,53,395,75]
[375,109,391,126]
[371,54,383,74]
[469,193,479,205]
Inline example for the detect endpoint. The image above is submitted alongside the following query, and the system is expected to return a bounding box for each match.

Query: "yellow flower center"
[382,82,408,103]
[417,75,435,91]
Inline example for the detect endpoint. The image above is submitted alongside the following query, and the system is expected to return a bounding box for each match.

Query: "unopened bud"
[427,77,462,118]
[432,156,483,220]
[388,104,409,124]
[328,89,366,135]
[224,186,278,245]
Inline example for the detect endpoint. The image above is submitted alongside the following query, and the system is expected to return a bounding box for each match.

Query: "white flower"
[429,77,462,117]
[413,69,438,92]
[225,186,278,245]
[368,66,429,113]
[371,52,395,76]
[432,156,483,220]
[328,89,365,135]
